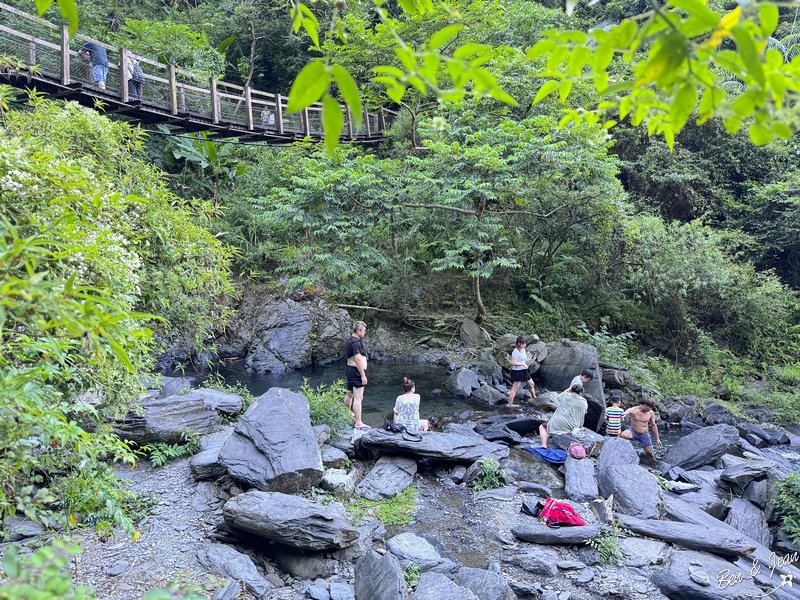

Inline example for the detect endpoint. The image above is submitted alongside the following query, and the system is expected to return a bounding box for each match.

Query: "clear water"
[177,361,515,429]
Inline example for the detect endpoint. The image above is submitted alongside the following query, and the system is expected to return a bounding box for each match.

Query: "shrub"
[774,473,800,546]
[403,562,422,585]
[0,541,95,600]
[470,457,505,492]
[585,523,626,565]
[148,430,203,468]
[300,379,352,432]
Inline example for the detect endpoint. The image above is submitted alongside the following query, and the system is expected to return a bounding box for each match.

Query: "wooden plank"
[0,1,60,30]
[104,101,142,114]
[345,104,353,138]
[119,47,129,103]
[303,107,310,136]
[168,63,177,116]
[379,108,386,131]
[210,78,219,124]
[275,93,284,135]
[364,110,371,136]
[59,24,68,85]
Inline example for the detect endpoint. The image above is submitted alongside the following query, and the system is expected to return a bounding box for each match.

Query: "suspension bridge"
[0,2,396,143]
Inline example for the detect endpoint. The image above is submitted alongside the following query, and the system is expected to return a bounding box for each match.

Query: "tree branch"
[403,203,479,216]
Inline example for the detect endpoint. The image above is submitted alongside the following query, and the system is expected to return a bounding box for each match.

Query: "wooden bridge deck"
[0,2,395,143]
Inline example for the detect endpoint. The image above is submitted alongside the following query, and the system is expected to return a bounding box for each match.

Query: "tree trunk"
[473,248,486,325]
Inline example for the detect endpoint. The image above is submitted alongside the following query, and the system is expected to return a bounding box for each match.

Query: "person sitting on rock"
[394,377,423,432]
[539,384,587,449]
[420,415,438,432]
[509,336,537,406]
[620,397,662,458]
[565,369,593,392]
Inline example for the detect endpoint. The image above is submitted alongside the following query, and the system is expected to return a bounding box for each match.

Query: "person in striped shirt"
[605,394,625,436]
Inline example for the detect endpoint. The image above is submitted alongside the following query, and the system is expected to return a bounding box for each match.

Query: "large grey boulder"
[511,547,561,577]
[229,298,350,374]
[502,448,565,494]
[726,498,772,547]
[222,491,358,551]
[190,428,234,481]
[445,368,481,397]
[386,533,458,574]
[460,319,491,348]
[671,469,727,519]
[454,567,517,600]
[597,465,662,518]
[720,460,775,487]
[355,455,417,500]
[662,424,739,470]
[536,340,603,411]
[411,572,479,600]
[218,387,322,492]
[565,456,599,503]
[597,437,639,472]
[272,545,337,579]
[358,430,509,462]
[472,385,508,405]
[530,391,560,412]
[651,550,762,599]
[551,428,605,456]
[182,388,243,415]
[321,468,359,499]
[479,424,521,445]
[354,551,406,600]
[196,543,269,597]
[113,395,221,444]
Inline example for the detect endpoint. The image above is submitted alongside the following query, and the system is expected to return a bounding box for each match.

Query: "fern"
[148,429,202,468]
[775,473,800,546]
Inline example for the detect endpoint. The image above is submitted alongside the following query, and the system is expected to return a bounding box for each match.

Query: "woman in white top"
[394,377,430,431]
[509,336,537,406]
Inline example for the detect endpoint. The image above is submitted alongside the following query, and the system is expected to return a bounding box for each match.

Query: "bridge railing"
[0,1,397,139]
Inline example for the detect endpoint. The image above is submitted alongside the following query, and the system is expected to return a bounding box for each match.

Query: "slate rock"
[358,429,509,462]
[536,340,603,418]
[460,319,491,347]
[218,387,323,492]
[725,498,772,547]
[530,391,560,412]
[720,460,774,486]
[355,455,417,500]
[619,537,668,566]
[479,424,522,444]
[651,550,762,599]
[182,388,243,415]
[329,582,355,600]
[454,566,517,600]
[410,572,480,600]
[321,446,349,469]
[667,469,727,519]
[475,485,517,502]
[445,367,481,397]
[190,447,228,481]
[223,490,358,550]
[564,456,599,503]
[597,464,662,518]
[597,437,639,472]
[576,569,595,584]
[744,478,768,508]
[196,543,269,597]
[386,532,458,574]
[354,551,406,600]
[557,561,586,570]
[273,545,337,579]
[113,395,221,445]
[551,428,605,456]
[320,468,358,499]
[502,448,565,494]
[211,582,240,600]
[513,547,560,577]
[155,376,193,399]
[662,424,739,470]
[332,519,386,562]
[3,516,46,542]
[306,584,330,600]
[472,385,508,405]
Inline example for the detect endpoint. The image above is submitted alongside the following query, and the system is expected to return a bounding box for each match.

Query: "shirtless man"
[343,321,369,429]
[620,397,662,458]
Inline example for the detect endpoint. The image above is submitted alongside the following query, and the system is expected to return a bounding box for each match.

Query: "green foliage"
[300,379,352,431]
[585,523,626,565]
[774,473,800,547]
[346,486,416,526]
[148,430,202,468]
[202,373,256,415]
[0,541,95,600]
[469,457,505,492]
[403,562,422,585]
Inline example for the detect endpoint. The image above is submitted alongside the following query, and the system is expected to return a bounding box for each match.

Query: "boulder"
[154,376,193,399]
[512,524,603,545]
[530,391,560,412]
[565,456,599,503]
[329,582,355,600]
[313,424,332,445]
[196,543,269,597]
[218,387,322,492]
[445,368,481,397]
[597,465,662,518]
[674,469,728,519]
[511,547,561,577]
[502,448,565,494]
[332,520,386,562]
[358,430,509,463]
[536,340,603,408]
[651,550,762,599]
[720,460,774,487]
[597,437,639,472]
[616,516,757,557]
[472,385,508,405]
[411,572,479,600]
[454,567,517,600]
[272,546,337,579]
[2,516,46,541]
[231,299,350,374]
[321,446,349,469]
[744,478,768,508]
[211,583,240,600]
[222,491,358,551]
[551,428,605,456]
[320,468,358,499]
[355,455,417,500]
[182,388,243,415]
[662,424,739,470]
[386,532,458,574]
[619,537,668,567]
[113,395,221,445]
[478,424,521,445]
[460,319,491,347]
[354,551,407,600]
[725,498,772,547]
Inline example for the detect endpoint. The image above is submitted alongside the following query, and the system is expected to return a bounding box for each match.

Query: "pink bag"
[568,442,586,459]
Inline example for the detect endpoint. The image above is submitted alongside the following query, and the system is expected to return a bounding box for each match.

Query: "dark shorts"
[346,366,364,391]
[629,429,652,447]
[511,369,531,383]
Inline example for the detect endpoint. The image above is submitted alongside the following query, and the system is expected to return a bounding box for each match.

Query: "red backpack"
[540,498,586,528]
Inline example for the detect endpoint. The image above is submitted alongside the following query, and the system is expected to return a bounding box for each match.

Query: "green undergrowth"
[302,379,352,432]
[774,474,800,547]
[469,457,505,492]
[585,523,627,565]
[202,373,256,420]
[147,430,202,467]
[345,486,417,527]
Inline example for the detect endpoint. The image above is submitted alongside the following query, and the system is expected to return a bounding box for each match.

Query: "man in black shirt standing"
[344,321,369,429]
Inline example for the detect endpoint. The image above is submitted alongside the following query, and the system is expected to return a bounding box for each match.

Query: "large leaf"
[287,62,330,113]
[322,95,344,156]
[55,0,78,36]
[531,80,559,106]
[331,65,362,127]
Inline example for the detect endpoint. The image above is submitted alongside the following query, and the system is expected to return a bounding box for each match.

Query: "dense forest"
[4,0,800,593]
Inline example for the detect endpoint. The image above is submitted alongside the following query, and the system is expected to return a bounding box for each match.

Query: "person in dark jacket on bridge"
[78,42,108,90]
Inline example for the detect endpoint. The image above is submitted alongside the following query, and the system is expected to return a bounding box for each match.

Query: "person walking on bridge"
[78,42,108,90]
